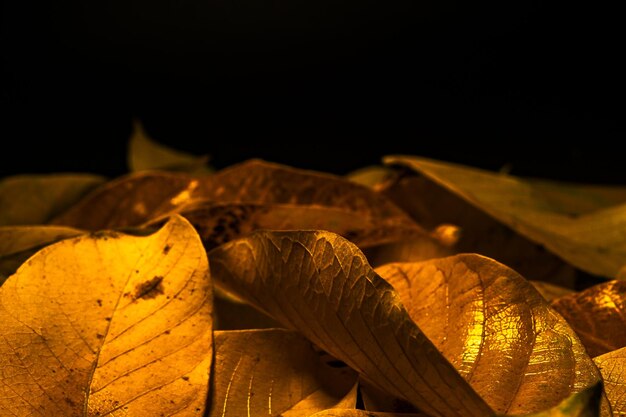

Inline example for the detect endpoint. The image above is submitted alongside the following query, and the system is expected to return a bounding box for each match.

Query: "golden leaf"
[594,347,626,417]
[0,174,104,226]
[530,281,574,302]
[383,156,626,278]
[209,230,492,417]
[375,255,601,414]
[128,120,211,173]
[380,172,577,286]
[0,225,83,284]
[551,280,626,357]
[209,329,357,417]
[51,171,199,229]
[0,215,213,416]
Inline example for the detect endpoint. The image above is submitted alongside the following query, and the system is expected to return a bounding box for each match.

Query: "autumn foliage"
[1,129,625,416]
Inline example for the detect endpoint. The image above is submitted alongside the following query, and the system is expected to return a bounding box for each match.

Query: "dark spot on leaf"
[105,317,112,321]
[96,299,102,307]
[181,376,190,381]
[96,334,104,339]
[89,230,120,240]
[164,330,171,335]
[163,244,172,254]
[134,276,164,300]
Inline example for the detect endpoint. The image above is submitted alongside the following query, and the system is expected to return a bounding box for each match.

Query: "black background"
[2,0,623,182]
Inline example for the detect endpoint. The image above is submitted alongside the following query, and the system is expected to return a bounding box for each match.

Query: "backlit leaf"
[0,174,104,226]
[594,348,626,417]
[384,156,626,278]
[552,280,626,357]
[209,230,493,417]
[375,255,601,414]
[0,215,213,416]
[209,329,357,417]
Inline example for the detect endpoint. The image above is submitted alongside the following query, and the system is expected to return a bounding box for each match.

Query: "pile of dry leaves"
[1,126,625,416]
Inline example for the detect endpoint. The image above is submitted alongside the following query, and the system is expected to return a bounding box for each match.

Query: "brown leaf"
[0,174,105,226]
[594,347,626,417]
[209,329,357,417]
[381,173,577,286]
[51,171,200,229]
[209,230,492,417]
[384,156,626,278]
[551,280,626,357]
[0,225,83,284]
[213,293,282,330]
[375,255,601,414]
[311,410,428,417]
[0,216,213,416]
[128,119,211,173]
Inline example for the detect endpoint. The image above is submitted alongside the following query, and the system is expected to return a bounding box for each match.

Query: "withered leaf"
[594,347,626,417]
[551,280,626,357]
[530,281,574,302]
[209,230,492,417]
[51,171,200,229]
[128,120,211,173]
[151,200,430,251]
[375,255,601,414]
[0,216,213,416]
[381,172,577,286]
[384,156,626,278]
[0,225,83,284]
[210,329,357,417]
[0,174,105,226]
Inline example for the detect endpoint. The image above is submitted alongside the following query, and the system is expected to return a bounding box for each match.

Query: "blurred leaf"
[0,174,104,226]
[346,166,397,190]
[594,348,626,417]
[128,119,212,173]
[0,225,82,283]
[384,156,626,278]
[530,281,574,302]
[376,255,601,414]
[0,216,213,416]
[209,329,357,417]
[311,410,428,417]
[552,280,626,357]
[209,230,492,417]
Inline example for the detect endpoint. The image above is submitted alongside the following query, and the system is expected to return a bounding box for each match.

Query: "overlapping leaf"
[375,255,601,414]
[384,156,626,278]
[551,280,626,357]
[210,329,357,416]
[209,230,493,417]
[0,216,213,416]
[594,348,626,416]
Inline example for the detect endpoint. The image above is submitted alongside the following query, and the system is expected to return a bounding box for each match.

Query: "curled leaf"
[0,174,104,226]
[375,255,601,414]
[0,216,213,416]
[209,230,492,417]
[210,329,357,417]
[594,347,626,417]
[384,156,626,278]
[551,280,626,357]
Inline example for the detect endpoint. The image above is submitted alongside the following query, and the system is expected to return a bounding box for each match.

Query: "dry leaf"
[551,280,626,357]
[209,329,357,417]
[51,171,200,229]
[594,347,626,417]
[151,200,430,250]
[375,255,601,414]
[384,156,626,278]
[128,120,211,173]
[0,225,83,284]
[0,215,213,416]
[0,174,105,226]
[381,173,577,286]
[311,410,428,417]
[530,281,575,302]
[209,230,493,417]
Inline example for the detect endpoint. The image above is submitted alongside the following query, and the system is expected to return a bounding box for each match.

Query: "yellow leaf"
[551,280,626,357]
[594,347,626,417]
[209,329,357,417]
[51,171,200,229]
[383,156,626,278]
[529,281,574,302]
[209,230,492,417]
[375,255,601,414]
[380,173,577,286]
[128,120,211,173]
[0,225,82,284]
[0,215,213,416]
[0,174,104,226]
